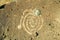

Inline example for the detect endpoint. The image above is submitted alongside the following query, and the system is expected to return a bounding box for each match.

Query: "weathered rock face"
[0,0,16,6]
[0,0,60,40]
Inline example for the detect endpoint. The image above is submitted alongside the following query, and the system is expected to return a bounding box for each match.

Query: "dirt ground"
[0,0,60,40]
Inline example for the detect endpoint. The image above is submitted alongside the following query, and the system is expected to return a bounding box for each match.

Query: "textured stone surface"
[0,0,16,6]
[0,0,60,40]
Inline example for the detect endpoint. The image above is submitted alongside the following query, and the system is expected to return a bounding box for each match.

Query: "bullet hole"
[59,1,60,2]
[58,33,60,36]
[2,33,4,35]
[2,33,6,38]
[31,37,33,40]
[3,35,6,38]
[15,39,17,40]
[42,6,44,8]
[49,23,55,29]
[10,8,13,11]
[7,28,9,31]
[35,32,39,37]
[6,14,9,17]
[10,39,11,40]
[0,4,6,9]
[49,23,51,26]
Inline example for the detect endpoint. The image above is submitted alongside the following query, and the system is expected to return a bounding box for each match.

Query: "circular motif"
[20,9,43,35]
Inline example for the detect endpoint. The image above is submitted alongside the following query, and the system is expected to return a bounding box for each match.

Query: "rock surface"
[0,0,60,40]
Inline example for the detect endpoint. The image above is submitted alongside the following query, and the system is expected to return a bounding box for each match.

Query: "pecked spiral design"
[20,9,43,35]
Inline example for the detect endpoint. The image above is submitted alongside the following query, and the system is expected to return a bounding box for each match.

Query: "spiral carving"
[20,9,43,35]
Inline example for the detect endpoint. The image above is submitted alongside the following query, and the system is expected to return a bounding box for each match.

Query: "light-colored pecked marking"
[20,9,43,35]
